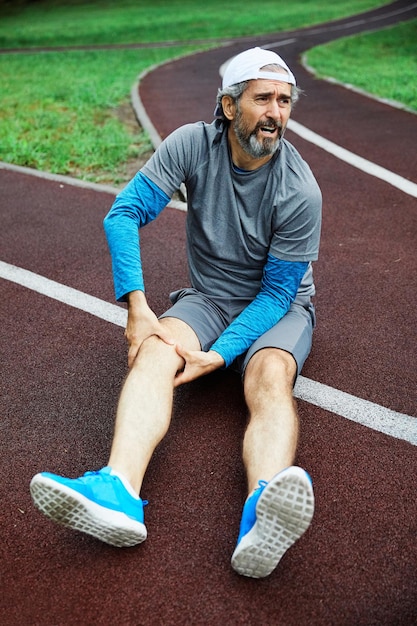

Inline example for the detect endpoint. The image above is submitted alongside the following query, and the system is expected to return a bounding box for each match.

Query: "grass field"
[1,0,413,185]
[306,19,417,112]
[0,0,389,48]
[0,46,204,184]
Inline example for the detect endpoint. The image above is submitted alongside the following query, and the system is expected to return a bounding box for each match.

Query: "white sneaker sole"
[30,474,147,547]
[231,466,315,578]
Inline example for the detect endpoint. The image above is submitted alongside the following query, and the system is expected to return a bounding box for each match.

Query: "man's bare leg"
[29,316,201,546]
[108,317,201,494]
[231,348,314,578]
[242,348,299,494]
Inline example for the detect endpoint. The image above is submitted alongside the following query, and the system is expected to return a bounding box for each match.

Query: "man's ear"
[222,96,236,121]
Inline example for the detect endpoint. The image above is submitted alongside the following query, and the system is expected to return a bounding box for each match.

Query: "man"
[30,47,322,579]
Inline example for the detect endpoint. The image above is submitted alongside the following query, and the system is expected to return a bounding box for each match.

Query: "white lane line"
[0,260,127,328]
[294,376,416,445]
[1,260,415,446]
[287,119,417,198]
[257,38,296,49]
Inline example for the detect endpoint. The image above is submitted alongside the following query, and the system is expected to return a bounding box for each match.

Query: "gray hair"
[215,64,302,120]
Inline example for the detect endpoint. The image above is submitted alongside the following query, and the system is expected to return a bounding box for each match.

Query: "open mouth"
[258,124,279,136]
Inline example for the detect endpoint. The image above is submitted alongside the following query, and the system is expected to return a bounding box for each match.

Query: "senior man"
[31,47,322,579]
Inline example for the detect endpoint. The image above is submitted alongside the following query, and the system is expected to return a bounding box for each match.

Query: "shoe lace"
[83,469,149,506]
[257,480,268,492]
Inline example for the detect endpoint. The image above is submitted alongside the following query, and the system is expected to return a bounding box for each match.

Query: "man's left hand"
[174,345,225,387]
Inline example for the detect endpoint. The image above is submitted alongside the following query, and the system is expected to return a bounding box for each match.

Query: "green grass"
[0,0,389,48]
[0,46,204,184]
[1,0,412,185]
[306,19,417,112]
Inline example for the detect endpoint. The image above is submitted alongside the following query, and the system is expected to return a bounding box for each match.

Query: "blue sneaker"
[30,467,147,547]
[231,466,314,578]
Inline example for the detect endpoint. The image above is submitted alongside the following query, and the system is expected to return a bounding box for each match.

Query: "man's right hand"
[125,290,174,368]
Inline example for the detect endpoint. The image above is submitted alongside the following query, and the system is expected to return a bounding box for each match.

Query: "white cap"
[221,47,296,88]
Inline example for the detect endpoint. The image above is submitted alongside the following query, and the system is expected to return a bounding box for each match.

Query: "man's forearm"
[211,257,309,367]
[127,289,147,310]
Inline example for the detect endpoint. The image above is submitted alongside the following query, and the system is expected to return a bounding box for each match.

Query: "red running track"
[1,1,416,624]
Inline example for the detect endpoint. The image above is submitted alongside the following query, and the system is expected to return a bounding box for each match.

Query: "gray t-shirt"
[142,119,322,301]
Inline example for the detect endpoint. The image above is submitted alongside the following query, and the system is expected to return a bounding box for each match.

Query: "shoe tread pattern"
[231,468,314,578]
[30,476,147,548]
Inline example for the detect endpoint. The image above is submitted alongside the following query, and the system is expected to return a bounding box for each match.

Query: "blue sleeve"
[103,172,170,302]
[210,255,308,367]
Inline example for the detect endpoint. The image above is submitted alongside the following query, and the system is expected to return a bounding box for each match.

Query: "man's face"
[232,79,292,160]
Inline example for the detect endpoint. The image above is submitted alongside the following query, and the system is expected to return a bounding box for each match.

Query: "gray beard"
[233,111,282,159]
[245,133,281,159]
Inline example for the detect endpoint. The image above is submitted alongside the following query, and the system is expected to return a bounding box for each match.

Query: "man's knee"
[244,348,297,394]
[131,317,199,372]
[131,333,179,374]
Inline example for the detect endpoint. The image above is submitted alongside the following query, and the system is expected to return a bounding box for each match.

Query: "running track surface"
[1,2,416,624]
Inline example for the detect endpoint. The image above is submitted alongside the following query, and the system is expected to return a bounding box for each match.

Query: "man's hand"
[125,290,174,368]
[173,345,225,387]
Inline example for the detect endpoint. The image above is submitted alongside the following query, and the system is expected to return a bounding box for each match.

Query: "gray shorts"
[160,288,315,377]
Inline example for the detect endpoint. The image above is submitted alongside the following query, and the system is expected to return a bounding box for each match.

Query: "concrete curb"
[0,161,121,194]
[0,161,188,211]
